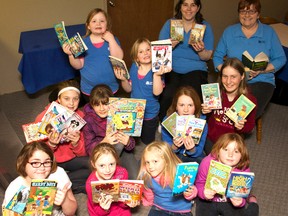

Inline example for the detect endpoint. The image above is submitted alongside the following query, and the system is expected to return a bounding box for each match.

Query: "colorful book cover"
[106,97,146,137]
[226,171,255,198]
[2,208,22,216]
[205,160,232,195]
[91,180,120,203]
[201,83,222,109]
[172,162,199,196]
[54,21,69,46]
[225,94,256,123]
[161,112,178,137]
[109,55,130,80]
[119,180,144,206]
[22,122,48,144]
[69,32,88,57]
[4,185,29,215]
[189,24,206,44]
[151,39,172,72]
[183,117,206,144]
[25,179,57,216]
[170,19,184,41]
[175,115,191,137]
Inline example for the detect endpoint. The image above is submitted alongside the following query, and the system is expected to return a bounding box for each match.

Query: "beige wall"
[0,0,287,94]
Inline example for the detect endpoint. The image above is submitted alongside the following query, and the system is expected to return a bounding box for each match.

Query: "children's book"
[175,115,191,137]
[226,171,255,198]
[109,55,130,80]
[201,83,222,109]
[2,208,22,216]
[242,51,269,71]
[183,117,206,144]
[106,97,146,137]
[4,185,29,215]
[151,39,172,72]
[22,122,48,144]
[119,180,144,206]
[69,32,88,58]
[161,112,178,137]
[189,23,206,45]
[91,180,120,203]
[170,19,184,42]
[54,21,69,46]
[172,162,199,196]
[205,160,232,195]
[25,179,57,216]
[225,94,256,123]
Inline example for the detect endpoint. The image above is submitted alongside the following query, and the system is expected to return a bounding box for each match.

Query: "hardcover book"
[22,122,48,144]
[91,180,120,203]
[201,83,222,109]
[161,112,178,137]
[170,19,184,42]
[25,179,57,216]
[242,51,269,71]
[106,97,146,137]
[183,117,206,144]
[151,39,172,72]
[54,21,69,46]
[172,162,199,196]
[226,171,255,198]
[189,24,206,44]
[109,55,130,80]
[4,185,29,215]
[225,94,256,123]
[69,32,88,57]
[119,180,144,206]
[204,160,232,195]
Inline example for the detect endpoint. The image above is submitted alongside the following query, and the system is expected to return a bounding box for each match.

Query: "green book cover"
[161,112,177,137]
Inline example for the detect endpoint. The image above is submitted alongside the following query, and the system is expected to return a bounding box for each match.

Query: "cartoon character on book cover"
[91,180,120,203]
[5,186,29,215]
[226,172,255,198]
[119,180,144,205]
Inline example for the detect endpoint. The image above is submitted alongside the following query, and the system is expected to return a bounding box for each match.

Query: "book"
[183,117,206,144]
[25,179,57,216]
[242,51,269,71]
[22,122,48,144]
[172,162,199,196]
[161,112,178,137]
[201,83,222,109]
[2,208,22,216]
[106,97,146,137]
[119,180,144,205]
[54,21,69,46]
[4,185,29,215]
[151,39,172,72]
[189,23,206,44]
[69,32,88,58]
[91,179,120,203]
[226,171,255,198]
[204,160,232,195]
[225,94,256,123]
[109,55,130,80]
[175,115,191,137]
[170,19,184,41]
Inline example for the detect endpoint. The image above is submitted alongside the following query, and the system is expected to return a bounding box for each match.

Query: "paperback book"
[183,117,206,144]
[151,39,172,72]
[91,180,120,203]
[109,55,130,80]
[4,185,29,215]
[172,162,199,196]
[170,19,184,41]
[119,180,144,205]
[201,83,222,109]
[106,97,146,137]
[189,24,206,44]
[242,51,269,71]
[205,160,232,195]
[54,21,69,46]
[175,115,191,137]
[22,122,48,144]
[69,32,88,57]
[161,112,178,137]
[225,94,256,123]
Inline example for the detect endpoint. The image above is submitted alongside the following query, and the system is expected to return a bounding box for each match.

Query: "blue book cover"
[172,162,199,196]
[5,185,29,214]
[226,171,255,198]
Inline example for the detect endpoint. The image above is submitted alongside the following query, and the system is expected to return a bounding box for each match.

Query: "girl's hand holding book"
[201,104,212,114]
[99,193,113,211]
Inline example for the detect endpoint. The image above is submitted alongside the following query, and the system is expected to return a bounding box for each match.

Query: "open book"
[242,51,269,71]
[109,56,130,79]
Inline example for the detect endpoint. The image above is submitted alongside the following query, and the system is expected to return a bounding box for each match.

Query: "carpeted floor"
[1,89,288,216]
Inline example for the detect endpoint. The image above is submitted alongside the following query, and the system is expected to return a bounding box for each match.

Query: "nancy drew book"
[161,112,178,137]
[242,51,269,71]
[151,39,172,72]
[205,160,232,195]
[4,185,29,215]
[170,19,184,41]
[189,23,206,45]
[172,162,199,196]
[109,55,130,80]
[225,94,256,123]
[22,122,48,144]
[201,83,222,109]
[54,21,69,46]
[226,171,255,198]
[91,180,120,203]
[119,180,144,205]
[25,179,57,216]
[106,97,146,137]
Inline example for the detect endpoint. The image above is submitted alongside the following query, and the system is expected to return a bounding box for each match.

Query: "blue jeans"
[148,206,192,216]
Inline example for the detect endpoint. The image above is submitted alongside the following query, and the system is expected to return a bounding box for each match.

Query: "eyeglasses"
[28,161,53,168]
[239,10,257,15]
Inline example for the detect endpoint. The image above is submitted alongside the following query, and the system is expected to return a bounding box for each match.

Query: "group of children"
[2,6,260,216]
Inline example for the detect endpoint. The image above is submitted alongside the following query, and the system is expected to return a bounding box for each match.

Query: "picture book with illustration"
[226,171,255,198]
[54,21,69,46]
[109,55,130,80]
[161,112,178,137]
[201,83,222,109]
[119,180,144,206]
[91,180,120,203]
[183,117,206,144]
[151,39,172,72]
[175,115,191,137]
[25,179,57,216]
[242,51,269,71]
[205,160,232,195]
[69,32,88,57]
[172,162,199,196]
[4,185,29,215]
[189,23,206,44]
[225,94,256,123]
[170,19,184,42]
[22,122,48,144]
[106,97,146,137]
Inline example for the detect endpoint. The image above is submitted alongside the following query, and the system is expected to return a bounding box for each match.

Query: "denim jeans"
[148,206,192,216]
